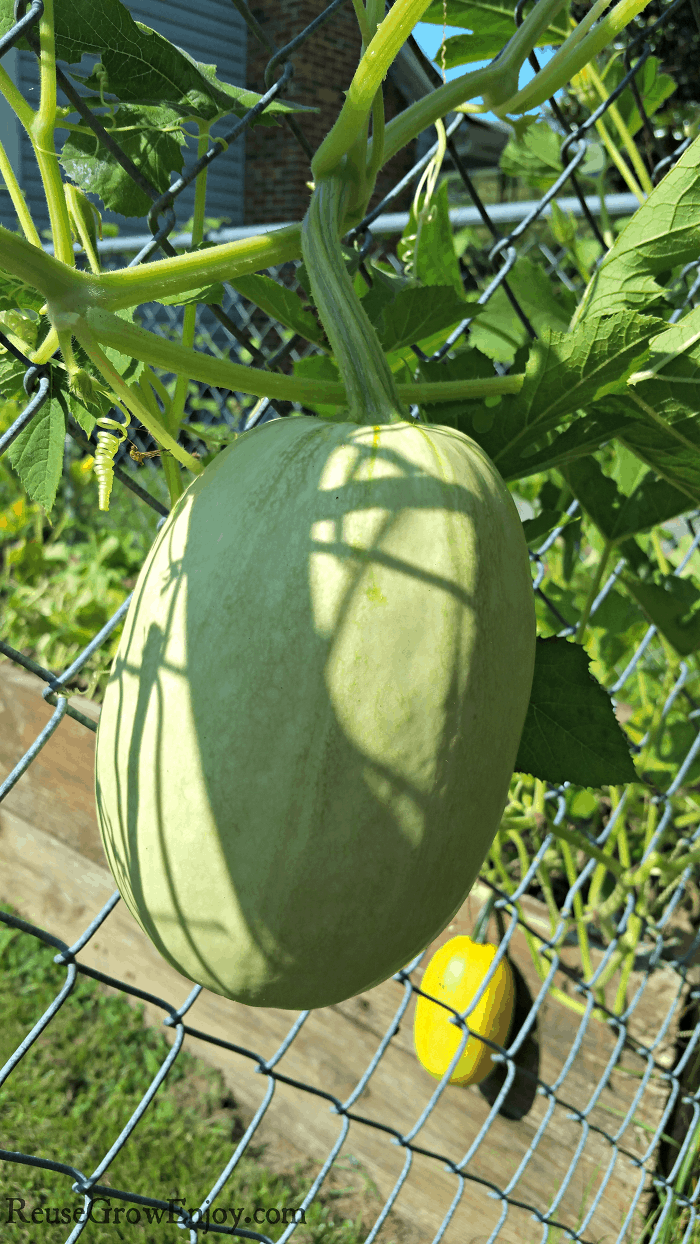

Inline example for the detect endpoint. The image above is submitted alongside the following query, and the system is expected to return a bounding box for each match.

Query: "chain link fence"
[2,0,700,1240]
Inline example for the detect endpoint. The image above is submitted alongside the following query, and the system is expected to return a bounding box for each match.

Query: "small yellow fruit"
[414,936,515,1086]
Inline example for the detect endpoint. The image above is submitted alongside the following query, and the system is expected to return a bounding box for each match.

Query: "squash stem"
[301,172,406,426]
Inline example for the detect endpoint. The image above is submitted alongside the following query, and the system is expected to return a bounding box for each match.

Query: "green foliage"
[0,428,166,702]
[420,311,662,484]
[420,0,568,65]
[0,0,309,126]
[499,119,564,192]
[60,105,188,218]
[467,254,576,363]
[622,571,700,656]
[6,390,67,513]
[560,455,691,542]
[515,636,639,787]
[601,53,676,139]
[577,133,700,320]
[360,269,478,353]
[398,180,465,297]
[0,0,313,222]
[230,275,329,349]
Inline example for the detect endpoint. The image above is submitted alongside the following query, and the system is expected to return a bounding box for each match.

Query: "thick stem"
[0,138,42,247]
[72,318,203,476]
[31,0,73,267]
[83,305,522,408]
[139,371,183,506]
[0,62,35,133]
[91,224,304,311]
[301,173,405,425]
[85,304,348,405]
[166,123,214,503]
[380,0,566,165]
[0,218,303,313]
[494,0,655,117]
[312,0,435,180]
[366,87,385,193]
[0,223,85,302]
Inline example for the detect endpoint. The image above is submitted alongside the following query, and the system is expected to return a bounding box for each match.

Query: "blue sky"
[412,22,558,128]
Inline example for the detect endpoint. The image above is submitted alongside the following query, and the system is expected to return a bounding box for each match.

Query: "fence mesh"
[2,0,700,1241]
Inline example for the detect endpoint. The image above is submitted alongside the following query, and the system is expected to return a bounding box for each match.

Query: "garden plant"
[3,0,700,1239]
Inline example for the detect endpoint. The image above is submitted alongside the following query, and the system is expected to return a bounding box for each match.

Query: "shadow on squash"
[477,958,539,1120]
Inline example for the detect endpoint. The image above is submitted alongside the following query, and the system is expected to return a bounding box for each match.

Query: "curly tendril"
[93,407,130,512]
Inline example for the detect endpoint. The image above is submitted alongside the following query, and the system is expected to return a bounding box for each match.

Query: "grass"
[0,904,394,1244]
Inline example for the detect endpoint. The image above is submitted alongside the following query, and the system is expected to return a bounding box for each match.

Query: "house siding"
[0,0,247,236]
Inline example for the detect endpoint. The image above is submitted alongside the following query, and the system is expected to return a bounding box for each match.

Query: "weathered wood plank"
[0,661,679,1242]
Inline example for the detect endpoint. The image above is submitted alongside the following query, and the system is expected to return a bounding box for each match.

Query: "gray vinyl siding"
[0,49,22,228]
[0,0,246,236]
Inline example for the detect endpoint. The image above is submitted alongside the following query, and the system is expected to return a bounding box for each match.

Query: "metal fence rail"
[1,0,700,1241]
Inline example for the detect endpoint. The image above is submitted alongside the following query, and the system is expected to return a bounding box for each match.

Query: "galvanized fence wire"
[1,0,700,1240]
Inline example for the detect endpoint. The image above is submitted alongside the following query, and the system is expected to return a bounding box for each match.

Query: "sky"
[412,22,559,129]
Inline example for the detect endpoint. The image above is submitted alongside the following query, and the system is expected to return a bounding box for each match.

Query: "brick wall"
[244,0,418,226]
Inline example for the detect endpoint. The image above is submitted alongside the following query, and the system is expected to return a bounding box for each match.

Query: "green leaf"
[549,200,579,250]
[421,0,567,64]
[560,456,692,543]
[166,57,316,126]
[398,181,464,298]
[6,387,67,513]
[499,119,563,192]
[373,285,476,354]
[468,255,576,364]
[501,411,629,481]
[291,355,343,419]
[561,311,700,505]
[59,104,186,217]
[640,304,700,365]
[601,55,676,140]
[468,312,662,477]
[358,266,407,325]
[0,351,29,402]
[185,421,238,450]
[0,0,310,126]
[607,441,648,495]
[418,344,509,429]
[522,509,580,546]
[67,394,97,438]
[622,572,700,656]
[230,275,328,348]
[0,271,46,315]
[615,413,700,508]
[515,637,639,787]
[577,132,700,322]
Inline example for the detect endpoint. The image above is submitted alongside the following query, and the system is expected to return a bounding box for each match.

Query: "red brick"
[244,0,417,225]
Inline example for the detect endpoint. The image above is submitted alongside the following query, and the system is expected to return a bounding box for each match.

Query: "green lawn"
[0,904,392,1243]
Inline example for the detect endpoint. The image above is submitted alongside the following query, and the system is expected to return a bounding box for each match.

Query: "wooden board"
[0,659,685,1243]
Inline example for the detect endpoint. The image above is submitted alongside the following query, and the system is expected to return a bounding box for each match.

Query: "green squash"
[94,416,536,1010]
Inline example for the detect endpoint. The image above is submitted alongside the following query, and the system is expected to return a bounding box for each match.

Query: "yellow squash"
[414,936,515,1085]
